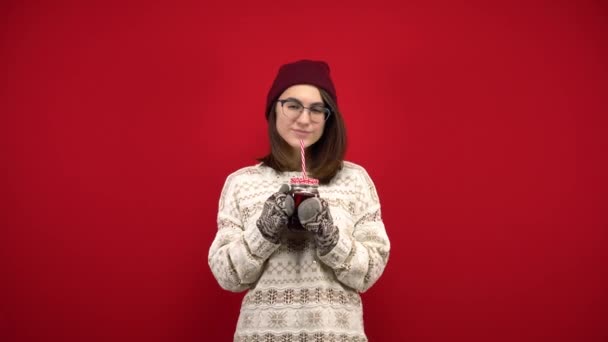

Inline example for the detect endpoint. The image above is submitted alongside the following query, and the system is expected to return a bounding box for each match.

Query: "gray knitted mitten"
[256,184,294,244]
[298,197,339,255]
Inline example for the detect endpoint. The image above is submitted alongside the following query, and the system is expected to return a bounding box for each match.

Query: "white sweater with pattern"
[208,161,390,342]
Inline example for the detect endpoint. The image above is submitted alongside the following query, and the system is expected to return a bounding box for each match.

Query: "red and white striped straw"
[299,139,307,179]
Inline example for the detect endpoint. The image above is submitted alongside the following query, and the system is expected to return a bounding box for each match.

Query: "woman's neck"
[287,147,304,171]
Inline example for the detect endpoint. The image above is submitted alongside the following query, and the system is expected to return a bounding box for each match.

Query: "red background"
[2,1,607,341]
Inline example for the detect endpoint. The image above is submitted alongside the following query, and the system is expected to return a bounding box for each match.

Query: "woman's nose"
[296,108,312,124]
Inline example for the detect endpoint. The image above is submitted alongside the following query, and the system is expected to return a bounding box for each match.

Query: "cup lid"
[290,177,319,185]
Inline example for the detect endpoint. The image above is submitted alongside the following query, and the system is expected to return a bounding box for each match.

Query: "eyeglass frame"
[277,98,332,122]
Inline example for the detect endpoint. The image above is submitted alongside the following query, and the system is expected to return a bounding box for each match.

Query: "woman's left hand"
[298,197,339,255]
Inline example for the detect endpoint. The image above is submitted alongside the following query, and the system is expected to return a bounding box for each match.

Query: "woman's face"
[275,84,327,153]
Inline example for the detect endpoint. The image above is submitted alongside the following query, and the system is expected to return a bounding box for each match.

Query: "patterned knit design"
[298,197,340,256]
[208,162,390,341]
[257,185,294,244]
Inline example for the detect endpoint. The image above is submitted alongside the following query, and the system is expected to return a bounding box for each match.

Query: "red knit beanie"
[265,60,337,120]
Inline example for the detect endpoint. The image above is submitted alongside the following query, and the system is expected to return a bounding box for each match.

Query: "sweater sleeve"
[208,172,281,292]
[318,167,391,293]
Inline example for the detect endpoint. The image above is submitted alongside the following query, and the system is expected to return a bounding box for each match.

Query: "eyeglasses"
[277,98,332,123]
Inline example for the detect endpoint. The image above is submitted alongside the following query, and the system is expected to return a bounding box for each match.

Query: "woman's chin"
[289,139,307,149]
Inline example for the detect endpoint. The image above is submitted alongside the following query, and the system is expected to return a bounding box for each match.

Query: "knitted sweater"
[208,161,390,342]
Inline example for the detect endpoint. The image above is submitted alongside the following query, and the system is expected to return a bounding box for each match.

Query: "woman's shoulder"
[339,160,372,178]
[342,160,366,172]
[339,161,380,201]
[224,163,270,182]
[336,160,374,186]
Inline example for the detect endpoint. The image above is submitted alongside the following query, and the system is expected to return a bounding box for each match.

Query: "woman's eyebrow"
[284,97,301,103]
[285,97,325,106]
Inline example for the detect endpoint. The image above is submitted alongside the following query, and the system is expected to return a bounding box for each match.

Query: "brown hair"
[257,88,347,184]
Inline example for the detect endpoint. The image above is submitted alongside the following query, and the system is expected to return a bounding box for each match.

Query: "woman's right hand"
[256,184,294,244]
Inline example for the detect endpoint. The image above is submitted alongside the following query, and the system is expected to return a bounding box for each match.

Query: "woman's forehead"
[280,84,323,103]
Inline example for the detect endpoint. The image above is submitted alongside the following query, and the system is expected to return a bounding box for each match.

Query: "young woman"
[208,60,390,342]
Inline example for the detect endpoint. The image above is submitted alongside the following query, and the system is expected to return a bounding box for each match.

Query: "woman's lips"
[292,129,311,138]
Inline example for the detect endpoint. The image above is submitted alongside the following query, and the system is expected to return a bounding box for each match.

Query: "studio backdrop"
[2,1,607,341]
